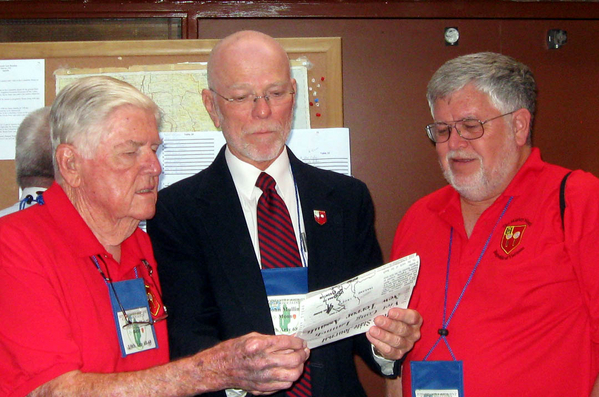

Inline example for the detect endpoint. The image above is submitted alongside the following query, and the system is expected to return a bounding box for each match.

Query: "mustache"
[446,149,481,162]
[244,123,286,134]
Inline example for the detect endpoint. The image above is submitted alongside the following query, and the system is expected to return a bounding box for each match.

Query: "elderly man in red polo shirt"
[0,76,308,397]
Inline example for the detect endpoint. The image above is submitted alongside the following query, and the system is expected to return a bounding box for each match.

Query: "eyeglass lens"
[427,111,516,143]
[429,119,484,143]
[212,87,294,106]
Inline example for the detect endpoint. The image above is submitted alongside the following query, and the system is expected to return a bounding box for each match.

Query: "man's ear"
[202,88,221,129]
[511,108,532,146]
[55,143,82,187]
[291,78,297,108]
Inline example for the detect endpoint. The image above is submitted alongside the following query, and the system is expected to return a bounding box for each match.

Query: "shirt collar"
[43,182,148,272]
[225,145,294,200]
[43,182,103,259]
[500,147,543,197]
[19,186,47,200]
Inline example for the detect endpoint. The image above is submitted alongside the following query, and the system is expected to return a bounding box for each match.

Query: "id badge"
[261,267,308,335]
[108,278,158,357]
[411,360,464,397]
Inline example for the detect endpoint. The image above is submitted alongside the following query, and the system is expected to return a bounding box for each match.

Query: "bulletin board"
[0,37,342,208]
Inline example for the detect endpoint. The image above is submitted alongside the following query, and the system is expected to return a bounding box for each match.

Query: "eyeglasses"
[425,111,516,143]
[209,87,295,108]
[90,256,168,328]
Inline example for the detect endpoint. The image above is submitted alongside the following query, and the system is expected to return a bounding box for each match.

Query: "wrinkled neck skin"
[63,184,137,262]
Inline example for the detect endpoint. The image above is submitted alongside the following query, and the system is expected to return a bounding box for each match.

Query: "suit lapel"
[194,148,274,334]
[289,151,344,292]
[290,151,344,397]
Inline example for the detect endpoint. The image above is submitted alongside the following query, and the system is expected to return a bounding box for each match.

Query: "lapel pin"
[313,210,327,225]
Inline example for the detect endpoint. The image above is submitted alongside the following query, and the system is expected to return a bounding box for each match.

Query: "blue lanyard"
[90,255,149,282]
[423,196,514,361]
[19,192,45,211]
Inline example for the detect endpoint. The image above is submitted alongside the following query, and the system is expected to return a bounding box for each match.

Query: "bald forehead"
[208,31,291,87]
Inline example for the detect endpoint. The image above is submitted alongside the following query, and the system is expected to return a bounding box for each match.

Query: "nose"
[144,150,162,176]
[252,95,272,119]
[446,124,468,150]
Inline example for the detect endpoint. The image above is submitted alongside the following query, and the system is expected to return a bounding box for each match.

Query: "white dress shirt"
[225,146,308,267]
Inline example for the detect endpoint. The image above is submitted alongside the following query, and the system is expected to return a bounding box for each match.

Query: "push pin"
[438,328,449,336]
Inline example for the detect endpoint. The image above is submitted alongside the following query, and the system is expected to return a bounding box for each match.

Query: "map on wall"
[54,62,310,132]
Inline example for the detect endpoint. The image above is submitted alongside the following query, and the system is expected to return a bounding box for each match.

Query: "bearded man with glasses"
[0,76,311,397]
[387,52,599,396]
[148,30,422,397]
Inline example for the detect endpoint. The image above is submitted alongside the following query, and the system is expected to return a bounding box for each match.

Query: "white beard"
[442,134,520,202]
[215,101,291,164]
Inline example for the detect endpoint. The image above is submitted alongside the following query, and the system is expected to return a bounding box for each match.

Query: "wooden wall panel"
[196,18,599,396]
[196,17,599,257]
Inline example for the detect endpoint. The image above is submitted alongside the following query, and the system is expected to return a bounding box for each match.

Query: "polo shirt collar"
[43,182,146,271]
[500,147,543,198]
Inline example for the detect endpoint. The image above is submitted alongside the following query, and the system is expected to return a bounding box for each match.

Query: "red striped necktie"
[256,172,302,269]
[255,172,312,397]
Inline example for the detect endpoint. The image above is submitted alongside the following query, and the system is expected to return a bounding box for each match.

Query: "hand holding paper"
[295,253,421,349]
[366,307,423,360]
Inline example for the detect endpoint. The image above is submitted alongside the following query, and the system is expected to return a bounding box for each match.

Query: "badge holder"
[261,267,308,335]
[108,277,159,357]
[411,360,464,397]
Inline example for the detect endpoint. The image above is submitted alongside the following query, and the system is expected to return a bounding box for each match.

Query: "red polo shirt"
[392,149,599,396]
[0,183,169,397]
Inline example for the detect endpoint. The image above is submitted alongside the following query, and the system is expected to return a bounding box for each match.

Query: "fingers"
[366,308,422,361]
[244,332,308,356]
[217,333,309,394]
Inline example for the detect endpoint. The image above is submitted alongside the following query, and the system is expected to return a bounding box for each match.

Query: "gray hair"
[427,52,537,141]
[15,106,54,187]
[50,76,162,176]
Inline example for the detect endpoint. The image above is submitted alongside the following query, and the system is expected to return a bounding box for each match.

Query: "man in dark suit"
[148,30,421,397]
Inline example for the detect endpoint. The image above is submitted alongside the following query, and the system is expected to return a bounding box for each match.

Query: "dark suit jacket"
[148,146,395,397]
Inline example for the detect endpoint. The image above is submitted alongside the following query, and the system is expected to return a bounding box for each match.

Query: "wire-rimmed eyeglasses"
[426,111,516,143]
[209,87,295,107]
[90,255,168,328]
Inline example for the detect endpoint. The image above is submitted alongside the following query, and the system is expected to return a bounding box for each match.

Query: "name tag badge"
[262,267,308,336]
[411,360,464,397]
[108,278,158,357]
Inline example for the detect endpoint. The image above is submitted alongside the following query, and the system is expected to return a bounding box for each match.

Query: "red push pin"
[316,113,321,117]
[321,77,325,81]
